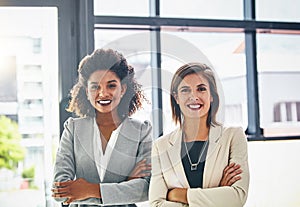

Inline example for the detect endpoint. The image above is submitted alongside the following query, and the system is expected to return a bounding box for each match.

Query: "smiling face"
[175,73,212,121]
[86,70,127,115]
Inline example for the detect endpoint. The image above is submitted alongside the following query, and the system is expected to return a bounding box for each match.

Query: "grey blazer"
[53,117,152,207]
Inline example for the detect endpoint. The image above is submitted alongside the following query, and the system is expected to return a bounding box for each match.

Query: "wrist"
[88,183,101,198]
[168,188,188,204]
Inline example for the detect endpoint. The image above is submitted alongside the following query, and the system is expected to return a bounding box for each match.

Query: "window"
[256,0,300,22]
[92,2,300,205]
[0,6,59,207]
[94,0,149,16]
[257,34,300,136]
[274,101,300,122]
[160,31,247,133]
[161,0,243,19]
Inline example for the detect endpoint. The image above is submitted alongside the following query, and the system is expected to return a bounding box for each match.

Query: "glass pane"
[94,0,149,16]
[0,7,59,207]
[94,30,152,126]
[160,31,247,134]
[257,34,300,136]
[161,0,243,20]
[256,0,300,22]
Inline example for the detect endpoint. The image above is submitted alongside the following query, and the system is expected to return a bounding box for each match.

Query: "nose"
[189,90,199,101]
[98,87,108,98]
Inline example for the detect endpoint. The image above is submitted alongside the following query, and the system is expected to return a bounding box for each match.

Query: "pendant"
[191,163,198,171]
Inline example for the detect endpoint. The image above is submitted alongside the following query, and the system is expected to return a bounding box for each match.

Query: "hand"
[219,162,242,186]
[52,178,100,205]
[127,159,151,181]
[167,188,188,204]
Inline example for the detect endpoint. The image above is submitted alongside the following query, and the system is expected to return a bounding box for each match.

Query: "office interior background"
[0,0,299,206]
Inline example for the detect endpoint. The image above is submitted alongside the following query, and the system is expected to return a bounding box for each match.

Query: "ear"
[173,92,179,104]
[121,84,127,96]
[210,96,213,103]
[86,88,89,100]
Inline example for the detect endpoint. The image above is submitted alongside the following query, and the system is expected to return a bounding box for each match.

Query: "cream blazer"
[149,125,249,207]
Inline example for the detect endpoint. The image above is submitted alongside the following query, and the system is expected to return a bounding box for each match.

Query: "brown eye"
[108,84,117,89]
[89,85,99,91]
[198,87,207,92]
[180,88,190,93]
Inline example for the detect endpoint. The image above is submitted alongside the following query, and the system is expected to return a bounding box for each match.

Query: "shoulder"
[222,126,246,137]
[154,128,180,146]
[63,116,93,129]
[121,118,152,141]
[124,117,152,131]
[218,125,247,144]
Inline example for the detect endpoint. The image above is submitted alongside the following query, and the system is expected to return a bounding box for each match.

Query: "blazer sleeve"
[52,117,76,203]
[186,127,250,207]
[99,120,153,206]
[149,141,188,207]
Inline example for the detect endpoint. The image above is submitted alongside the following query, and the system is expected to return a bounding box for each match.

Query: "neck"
[96,111,122,127]
[183,117,209,142]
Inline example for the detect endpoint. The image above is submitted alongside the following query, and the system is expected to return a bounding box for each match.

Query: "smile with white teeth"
[188,104,203,109]
[97,100,112,105]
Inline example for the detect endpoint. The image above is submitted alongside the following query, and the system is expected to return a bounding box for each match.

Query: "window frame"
[4,0,299,141]
[92,0,300,141]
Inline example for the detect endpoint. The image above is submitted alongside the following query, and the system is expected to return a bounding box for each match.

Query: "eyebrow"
[179,83,207,89]
[197,83,207,87]
[89,80,118,84]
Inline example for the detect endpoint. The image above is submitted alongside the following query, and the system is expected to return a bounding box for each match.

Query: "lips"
[97,100,112,106]
[187,103,203,110]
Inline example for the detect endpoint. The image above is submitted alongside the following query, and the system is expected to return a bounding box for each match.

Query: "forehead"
[88,70,119,82]
[178,73,209,87]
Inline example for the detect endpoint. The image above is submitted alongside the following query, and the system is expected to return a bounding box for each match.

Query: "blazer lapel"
[167,128,190,188]
[73,118,101,182]
[102,118,137,182]
[203,125,222,188]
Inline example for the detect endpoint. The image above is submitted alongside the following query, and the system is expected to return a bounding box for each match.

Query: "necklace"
[183,133,208,171]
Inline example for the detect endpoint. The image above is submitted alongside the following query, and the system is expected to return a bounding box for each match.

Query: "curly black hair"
[67,48,146,120]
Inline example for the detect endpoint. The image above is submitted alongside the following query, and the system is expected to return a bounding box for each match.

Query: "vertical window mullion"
[79,0,94,59]
[244,0,262,138]
[150,0,163,138]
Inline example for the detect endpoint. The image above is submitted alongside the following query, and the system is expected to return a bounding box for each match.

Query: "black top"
[181,141,208,188]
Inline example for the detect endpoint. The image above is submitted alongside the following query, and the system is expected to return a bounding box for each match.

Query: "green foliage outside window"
[0,115,25,170]
[21,165,35,179]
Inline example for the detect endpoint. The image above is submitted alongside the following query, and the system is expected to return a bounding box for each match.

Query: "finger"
[54,180,72,187]
[136,165,152,174]
[146,165,152,171]
[228,175,241,185]
[52,187,69,194]
[234,169,243,175]
[138,173,151,177]
[224,163,240,176]
[223,163,235,174]
[52,192,70,198]
[225,169,243,184]
[131,162,147,173]
[226,168,243,181]
[63,197,72,205]
[137,159,147,165]
[135,172,151,178]
[227,162,235,169]
[223,166,237,177]
[233,164,241,170]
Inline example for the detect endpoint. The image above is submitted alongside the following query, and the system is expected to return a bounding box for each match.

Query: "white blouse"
[93,118,123,181]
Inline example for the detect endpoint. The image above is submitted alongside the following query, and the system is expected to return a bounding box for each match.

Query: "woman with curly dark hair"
[52,48,152,207]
